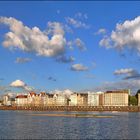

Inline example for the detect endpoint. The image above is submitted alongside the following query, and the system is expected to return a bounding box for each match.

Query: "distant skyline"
[0,1,140,94]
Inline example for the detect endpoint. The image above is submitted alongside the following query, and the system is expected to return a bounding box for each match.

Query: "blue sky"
[0,1,140,94]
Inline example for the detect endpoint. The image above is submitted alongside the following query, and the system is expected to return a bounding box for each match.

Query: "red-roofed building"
[15,95,28,106]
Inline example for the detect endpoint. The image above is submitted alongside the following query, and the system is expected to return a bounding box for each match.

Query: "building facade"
[138,93,140,106]
[69,93,78,106]
[27,92,36,106]
[104,90,129,106]
[77,93,88,106]
[3,95,11,106]
[15,95,28,106]
[54,94,67,106]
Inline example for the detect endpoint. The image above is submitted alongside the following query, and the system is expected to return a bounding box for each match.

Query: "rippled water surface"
[0,110,140,139]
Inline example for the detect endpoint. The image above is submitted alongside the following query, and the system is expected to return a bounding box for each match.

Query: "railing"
[0,105,140,112]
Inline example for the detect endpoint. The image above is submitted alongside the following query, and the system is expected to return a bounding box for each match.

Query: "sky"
[0,1,140,94]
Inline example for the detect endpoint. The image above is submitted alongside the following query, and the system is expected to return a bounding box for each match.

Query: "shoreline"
[0,106,140,112]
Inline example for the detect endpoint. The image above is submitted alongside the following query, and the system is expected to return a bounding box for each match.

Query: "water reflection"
[0,111,140,139]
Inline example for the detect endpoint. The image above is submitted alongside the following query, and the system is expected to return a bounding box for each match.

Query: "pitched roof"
[16,95,27,98]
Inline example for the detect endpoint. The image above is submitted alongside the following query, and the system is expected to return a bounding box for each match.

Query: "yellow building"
[27,92,37,106]
[46,94,55,106]
[77,93,88,106]
[138,93,140,106]
[53,94,67,106]
[104,90,129,106]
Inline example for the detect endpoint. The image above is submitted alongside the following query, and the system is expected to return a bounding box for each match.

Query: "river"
[0,110,140,139]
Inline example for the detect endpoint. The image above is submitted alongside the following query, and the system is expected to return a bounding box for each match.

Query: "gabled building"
[27,92,37,106]
[39,92,47,106]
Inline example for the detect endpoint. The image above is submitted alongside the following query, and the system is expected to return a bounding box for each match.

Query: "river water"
[0,110,140,139]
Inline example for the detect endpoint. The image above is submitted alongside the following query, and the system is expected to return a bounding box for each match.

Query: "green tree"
[129,95,138,106]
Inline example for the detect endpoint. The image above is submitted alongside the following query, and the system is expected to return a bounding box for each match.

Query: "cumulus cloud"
[114,68,140,80]
[96,28,107,35]
[63,24,73,33]
[15,57,32,64]
[0,17,66,57]
[71,63,88,71]
[10,80,26,87]
[65,17,89,29]
[56,55,75,63]
[67,38,86,51]
[75,12,88,20]
[100,16,140,54]
[10,79,33,91]
[46,21,64,36]
[74,38,86,51]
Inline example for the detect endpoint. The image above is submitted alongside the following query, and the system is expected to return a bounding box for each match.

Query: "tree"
[129,95,138,106]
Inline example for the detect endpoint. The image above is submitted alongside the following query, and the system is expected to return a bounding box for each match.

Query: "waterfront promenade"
[0,106,140,112]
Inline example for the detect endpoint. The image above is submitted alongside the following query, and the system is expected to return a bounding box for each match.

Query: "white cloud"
[71,64,88,71]
[114,68,140,80]
[67,38,86,51]
[0,17,66,57]
[100,16,140,54]
[65,17,89,29]
[114,68,134,75]
[93,79,140,94]
[67,41,74,50]
[10,79,33,91]
[96,28,107,35]
[10,80,26,87]
[15,57,32,64]
[74,38,86,51]
[75,12,88,20]
[46,21,64,35]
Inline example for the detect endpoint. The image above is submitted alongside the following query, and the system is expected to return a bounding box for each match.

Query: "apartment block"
[15,95,28,106]
[104,90,129,106]
[77,93,88,106]
[69,93,78,106]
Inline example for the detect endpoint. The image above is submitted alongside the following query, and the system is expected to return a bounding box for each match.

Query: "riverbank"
[29,113,115,118]
[0,106,140,112]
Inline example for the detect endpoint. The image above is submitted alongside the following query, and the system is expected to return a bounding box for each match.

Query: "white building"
[88,92,99,106]
[69,93,78,106]
[88,92,104,106]
[3,95,11,106]
[27,92,36,106]
[15,95,28,106]
[54,94,67,106]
